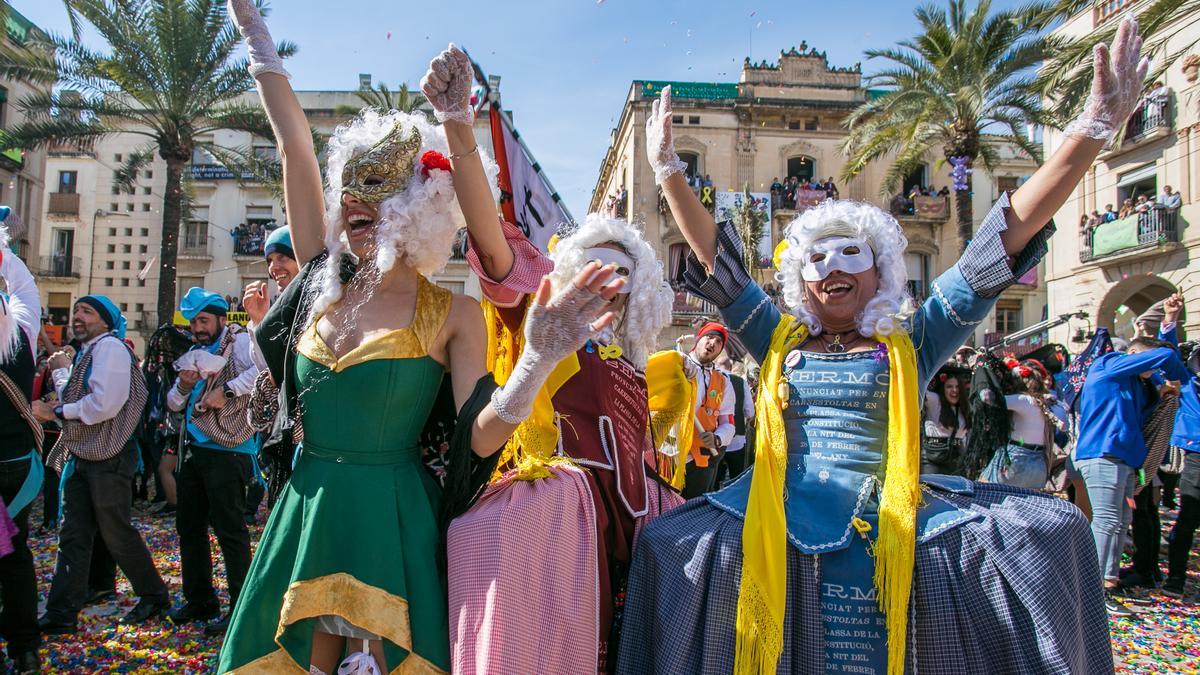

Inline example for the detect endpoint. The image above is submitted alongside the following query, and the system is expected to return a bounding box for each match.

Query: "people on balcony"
[1119,197,1135,219]
[1160,185,1182,210]
[1104,203,1118,222]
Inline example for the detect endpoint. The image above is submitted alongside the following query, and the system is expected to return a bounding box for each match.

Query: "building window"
[143,186,152,195]
[110,203,118,211]
[57,171,78,194]
[114,153,122,162]
[139,244,148,253]
[121,261,130,270]
[804,117,818,131]
[142,203,150,211]
[678,152,700,180]
[905,253,930,302]
[145,170,153,179]
[120,303,128,311]
[120,278,129,287]
[688,115,700,125]
[138,279,146,287]
[140,228,148,237]
[672,115,683,124]
[108,228,116,236]
[786,156,815,183]
[997,176,1020,195]
[0,86,7,128]
[135,303,144,312]
[106,244,116,253]
[104,278,113,286]
[124,228,132,236]
[995,300,1022,335]
[112,186,120,195]
[122,244,131,253]
[788,120,800,130]
[105,261,114,270]
[125,203,134,212]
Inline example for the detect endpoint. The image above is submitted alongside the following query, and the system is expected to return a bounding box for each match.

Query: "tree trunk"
[156,158,186,329]
[954,163,974,254]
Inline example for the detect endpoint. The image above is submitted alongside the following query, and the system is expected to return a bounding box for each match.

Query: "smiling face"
[71,303,107,341]
[266,251,299,290]
[341,193,382,258]
[799,237,880,332]
[943,378,960,405]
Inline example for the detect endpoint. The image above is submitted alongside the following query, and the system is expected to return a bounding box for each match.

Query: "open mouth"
[346,211,376,237]
[821,278,854,298]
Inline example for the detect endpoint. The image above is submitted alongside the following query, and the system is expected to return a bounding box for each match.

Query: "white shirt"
[166,327,259,412]
[1005,394,1067,446]
[0,251,39,361]
[687,354,736,450]
[52,333,132,425]
[724,374,756,453]
[1159,192,1182,209]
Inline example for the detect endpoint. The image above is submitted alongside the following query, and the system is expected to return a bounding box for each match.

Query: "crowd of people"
[889,184,951,216]
[770,174,838,210]
[230,222,269,257]
[1078,185,1184,246]
[0,9,1180,674]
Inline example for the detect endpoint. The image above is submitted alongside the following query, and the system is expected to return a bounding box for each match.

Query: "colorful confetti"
[0,497,1195,671]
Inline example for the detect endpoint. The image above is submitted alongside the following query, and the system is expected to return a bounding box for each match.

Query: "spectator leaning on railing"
[1159,185,1182,210]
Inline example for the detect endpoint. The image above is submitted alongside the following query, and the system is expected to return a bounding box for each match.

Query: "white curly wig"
[775,199,913,337]
[547,215,673,368]
[0,221,18,365]
[311,108,499,316]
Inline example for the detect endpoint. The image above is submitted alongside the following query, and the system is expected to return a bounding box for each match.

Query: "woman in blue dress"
[617,18,1149,675]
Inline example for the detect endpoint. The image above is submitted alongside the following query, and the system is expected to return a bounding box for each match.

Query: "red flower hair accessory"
[420,150,452,177]
[939,373,948,382]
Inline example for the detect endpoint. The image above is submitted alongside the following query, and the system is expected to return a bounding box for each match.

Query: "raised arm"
[1003,16,1148,255]
[647,86,721,272]
[421,45,514,282]
[228,0,324,265]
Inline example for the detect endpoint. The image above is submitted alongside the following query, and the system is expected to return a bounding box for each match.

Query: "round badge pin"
[784,349,803,368]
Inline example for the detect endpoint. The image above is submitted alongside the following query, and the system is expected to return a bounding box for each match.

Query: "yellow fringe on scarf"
[645,351,698,490]
[734,318,920,675]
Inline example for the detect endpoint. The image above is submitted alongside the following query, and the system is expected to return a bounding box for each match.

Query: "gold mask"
[340,124,422,204]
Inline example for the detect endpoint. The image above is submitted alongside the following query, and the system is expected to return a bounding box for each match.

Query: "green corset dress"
[219,278,452,674]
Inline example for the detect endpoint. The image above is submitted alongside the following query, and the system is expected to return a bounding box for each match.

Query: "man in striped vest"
[682,322,735,498]
[166,287,259,636]
[33,296,169,632]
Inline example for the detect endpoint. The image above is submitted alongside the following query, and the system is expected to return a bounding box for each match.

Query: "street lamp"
[88,208,130,294]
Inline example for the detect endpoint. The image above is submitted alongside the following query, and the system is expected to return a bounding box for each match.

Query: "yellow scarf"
[734,316,920,675]
[645,350,698,490]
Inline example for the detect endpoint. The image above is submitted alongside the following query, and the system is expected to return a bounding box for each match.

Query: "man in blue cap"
[0,222,46,672]
[166,287,259,635]
[33,295,170,632]
[262,225,299,291]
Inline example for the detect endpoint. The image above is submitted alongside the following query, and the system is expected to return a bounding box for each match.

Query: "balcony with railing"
[1102,94,1172,159]
[1080,206,1179,263]
[890,195,950,222]
[179,234,213,259]
[671,289,718,324]
[36,255,80,279]
[47,192,80,216]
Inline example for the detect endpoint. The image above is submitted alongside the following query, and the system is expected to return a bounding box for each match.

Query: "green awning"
[1091,215,1140,256]
[639,80,737,100]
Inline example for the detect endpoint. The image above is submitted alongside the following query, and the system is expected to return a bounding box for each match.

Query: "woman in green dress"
[220,3,625,673]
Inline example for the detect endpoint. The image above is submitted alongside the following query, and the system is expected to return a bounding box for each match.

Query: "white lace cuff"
[653,158,687,184]
[1063,117,1115,143]
[435,108,474,126]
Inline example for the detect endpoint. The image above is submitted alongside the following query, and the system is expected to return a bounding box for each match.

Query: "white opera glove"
[420,44,474,126]
[1064,15,1150,143]
[337,643,380,675]
[227,0,290,79]
[645,85,687,184]
[490,269,619,424]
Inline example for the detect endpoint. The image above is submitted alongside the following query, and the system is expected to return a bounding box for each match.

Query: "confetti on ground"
[0,497,1193,672]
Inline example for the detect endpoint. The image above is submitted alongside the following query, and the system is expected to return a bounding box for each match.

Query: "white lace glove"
[1064,15,1149,142]
[490,265,622,424]
[420,44,474,126]
[227,0,290,79]
[645,86,687,184]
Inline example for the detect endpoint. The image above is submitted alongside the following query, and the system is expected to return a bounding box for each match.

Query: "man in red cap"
[683,321,735,498]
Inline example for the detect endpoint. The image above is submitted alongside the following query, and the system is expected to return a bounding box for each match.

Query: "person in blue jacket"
[1076,336,1189,609]
[1166,341,1200,598]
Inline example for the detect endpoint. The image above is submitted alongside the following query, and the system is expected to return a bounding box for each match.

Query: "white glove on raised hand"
[420,44,474,126]
[645,86,688,184]
[490,263,625,424]
[1064,15,1150,142]
[227,0,290,79]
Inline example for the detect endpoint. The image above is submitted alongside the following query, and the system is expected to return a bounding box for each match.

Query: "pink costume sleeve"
[466,220,554,308]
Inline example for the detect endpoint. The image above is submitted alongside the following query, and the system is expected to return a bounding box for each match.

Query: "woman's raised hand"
[227,0,289,79]
[523,263,625,363]
[1065,15,1150,142]
[645,86,687,184]
[420,44,474,126]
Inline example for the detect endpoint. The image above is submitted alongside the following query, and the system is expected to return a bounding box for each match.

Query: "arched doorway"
[1097,274,1182,340]
[786,156,815,183]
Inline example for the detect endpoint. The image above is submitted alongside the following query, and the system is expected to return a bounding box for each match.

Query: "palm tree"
[840,0,1051,252]
[1029,0,1188,126]
[335,82,428,117]
[0,0,294,328]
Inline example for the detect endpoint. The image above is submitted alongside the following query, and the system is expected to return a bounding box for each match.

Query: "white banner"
[499,119,572,253]
[715,191,773,267]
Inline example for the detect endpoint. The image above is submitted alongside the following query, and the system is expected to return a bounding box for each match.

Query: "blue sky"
[15,0,1028,216]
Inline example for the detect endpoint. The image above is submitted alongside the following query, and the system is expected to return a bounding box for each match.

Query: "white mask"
[584,246,635,293]
[800,236,874,282]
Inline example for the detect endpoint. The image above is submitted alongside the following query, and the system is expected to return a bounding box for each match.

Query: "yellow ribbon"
[734,319,919,675]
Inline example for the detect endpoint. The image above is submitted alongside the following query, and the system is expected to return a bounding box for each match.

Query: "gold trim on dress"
[226,572,447,675]
[296,277,453,372]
